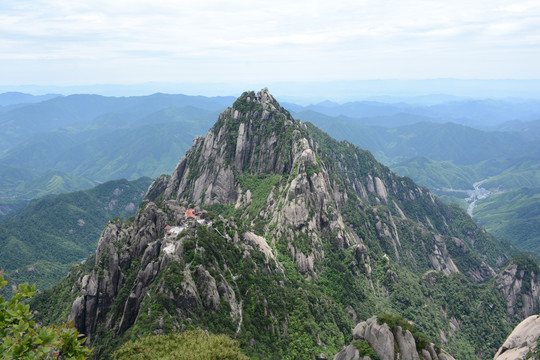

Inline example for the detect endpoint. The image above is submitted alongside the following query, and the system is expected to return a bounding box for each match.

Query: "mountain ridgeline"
[34,89,539,360]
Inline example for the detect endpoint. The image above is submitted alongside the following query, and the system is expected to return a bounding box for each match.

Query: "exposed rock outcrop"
[158,88,294,206]
[496,258,540,317]
[334,316,455,360]
[493,314,540,360]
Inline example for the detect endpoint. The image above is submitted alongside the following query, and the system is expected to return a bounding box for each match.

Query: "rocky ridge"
[334,316,455,360]
[32,89,538,359]
[146,88,507,282]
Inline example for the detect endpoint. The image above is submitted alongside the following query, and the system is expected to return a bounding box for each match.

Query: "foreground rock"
[334,316,455,360]
[493,315,540,360]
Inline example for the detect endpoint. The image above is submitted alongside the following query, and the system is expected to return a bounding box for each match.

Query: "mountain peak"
[149,88,300,205]
[233,87,274,107]
[229,88,283,120]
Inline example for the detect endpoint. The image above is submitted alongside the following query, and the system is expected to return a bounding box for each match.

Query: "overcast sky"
[1,0,540,90]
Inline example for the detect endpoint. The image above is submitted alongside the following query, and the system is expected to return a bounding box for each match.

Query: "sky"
[1,0,540,97]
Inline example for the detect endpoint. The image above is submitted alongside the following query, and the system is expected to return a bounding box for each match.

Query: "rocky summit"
[34,89,539,360]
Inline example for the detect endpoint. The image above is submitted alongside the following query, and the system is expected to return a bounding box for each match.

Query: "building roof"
[186,208,196,220]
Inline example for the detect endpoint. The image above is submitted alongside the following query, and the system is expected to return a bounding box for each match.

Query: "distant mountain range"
[0,92,61,106]
[0,91,538,259]
[287,98,540,129]
[0,93,234,217]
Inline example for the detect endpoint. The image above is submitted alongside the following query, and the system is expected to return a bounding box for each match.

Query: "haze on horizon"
[1,0,540,100]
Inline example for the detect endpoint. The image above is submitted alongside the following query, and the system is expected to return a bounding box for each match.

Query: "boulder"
[493,315,540,360]
[393,326,420,360]
[334,316,456,360]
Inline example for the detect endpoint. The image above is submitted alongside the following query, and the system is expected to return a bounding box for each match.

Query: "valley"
[0,177,152,297]
[440,178,501,216]
[466,180,494,216]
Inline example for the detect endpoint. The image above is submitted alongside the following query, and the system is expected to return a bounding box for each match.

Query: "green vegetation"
[376,313,432,351]
[238,173,281,219]
[0,167,95,211]
[387,157,540,258]
[390,156,540,197]
[301,114,531,166]
[301,108,540,260]
[0,273,91,359]
[523,338,540,359]
[391,157,480,190]
[31,258,96,328]
[0,177,151,296]
[113,330,249,360]
[0,94,229,204]
[353,340,380,360]
[482,158,540,190]
[24,92,540,360]
[474,188,540,258]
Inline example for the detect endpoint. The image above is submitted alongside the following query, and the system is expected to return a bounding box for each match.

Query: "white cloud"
[0,0,539,85]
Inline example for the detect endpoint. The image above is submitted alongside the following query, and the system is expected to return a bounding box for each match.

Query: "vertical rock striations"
[495,256,540,317]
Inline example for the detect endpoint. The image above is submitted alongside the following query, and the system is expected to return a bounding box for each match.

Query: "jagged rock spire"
[148,88,298,205]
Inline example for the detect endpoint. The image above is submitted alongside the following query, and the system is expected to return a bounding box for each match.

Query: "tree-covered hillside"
[0,177,152,296]
[294,108,540,258]
[474,188,540,258]
[0,93,233,215]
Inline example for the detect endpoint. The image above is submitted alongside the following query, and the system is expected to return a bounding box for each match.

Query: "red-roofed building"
[164,225,172,231]
[186,208,196,220]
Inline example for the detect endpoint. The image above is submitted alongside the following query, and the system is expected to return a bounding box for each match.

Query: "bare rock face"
[141,88,505,284]
[335,316,455,360]
[428,235,460,276]
[148,89,360,276]
[495,259,540,317]
[194,265,220,311]
[361,317,395,360]
[333,344,362,360]
[153,88,295,206]
[393,326,420,360]
[493,315,540,360]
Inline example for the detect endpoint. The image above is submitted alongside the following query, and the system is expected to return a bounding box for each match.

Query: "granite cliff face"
[33,88,536,359]
[495,257,540,317]
[155,89,294,205]
[144,88,506,282]
[68,200,254,344]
